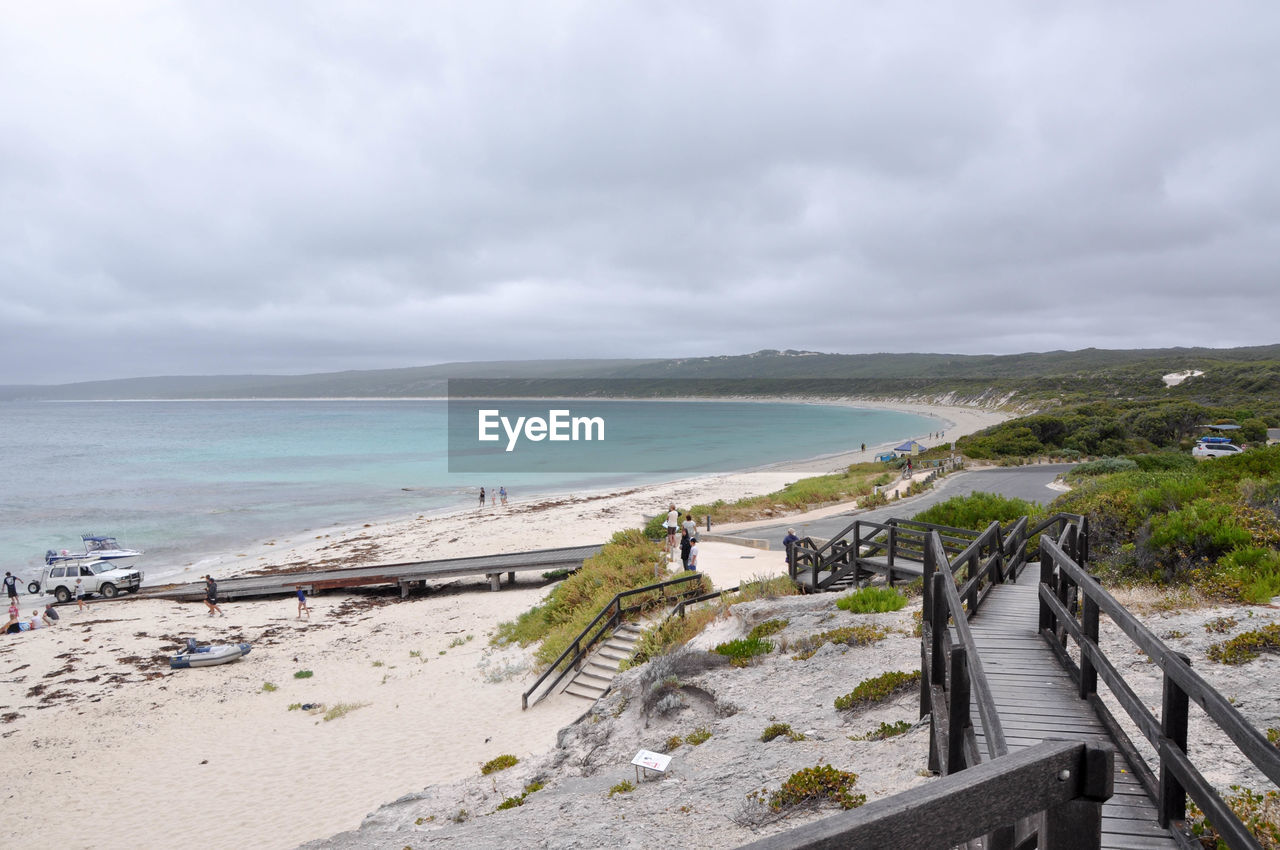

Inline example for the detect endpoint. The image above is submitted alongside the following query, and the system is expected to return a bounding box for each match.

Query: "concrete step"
[597,646,633,662]
[564,682,606,701]
[576,669,613,686]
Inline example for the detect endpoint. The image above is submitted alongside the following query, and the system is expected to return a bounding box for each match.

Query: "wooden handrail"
[737,739,1113,850]
[520,571,705,709]
[1038,535,1279,846]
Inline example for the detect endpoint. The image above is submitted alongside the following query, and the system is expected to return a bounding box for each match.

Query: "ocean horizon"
[0,398,938,584]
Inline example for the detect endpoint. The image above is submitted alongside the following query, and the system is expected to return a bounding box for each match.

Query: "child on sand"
[296,587,311,620]
[75,578,86,612]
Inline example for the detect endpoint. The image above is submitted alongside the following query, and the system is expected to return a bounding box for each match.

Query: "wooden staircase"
[562,623,643,702]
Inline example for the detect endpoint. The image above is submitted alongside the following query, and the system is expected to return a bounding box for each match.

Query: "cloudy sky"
[2,2,1277,384]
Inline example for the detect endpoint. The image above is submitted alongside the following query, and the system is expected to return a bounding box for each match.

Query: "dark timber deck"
[967,570,1180,850]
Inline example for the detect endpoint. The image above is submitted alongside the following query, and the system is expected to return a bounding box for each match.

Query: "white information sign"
[631,750,672,773]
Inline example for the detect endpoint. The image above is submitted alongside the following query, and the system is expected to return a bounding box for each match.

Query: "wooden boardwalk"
[967,570,1180,849]
[139,543,603,602]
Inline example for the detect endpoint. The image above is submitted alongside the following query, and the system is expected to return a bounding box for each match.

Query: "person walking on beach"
[3,571,18,604]
[782,528,799,567]
[296,587,311,620]
[688,537,699,571]
[860,443,866,453]
[665,504,679,557]
[479,487,486,509]
[499,485,507,506]
[204,575,225,617]
[679,528,692,571]
[74,578,86,612]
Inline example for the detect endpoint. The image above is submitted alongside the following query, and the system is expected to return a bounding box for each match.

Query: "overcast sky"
[2,2,1277,384]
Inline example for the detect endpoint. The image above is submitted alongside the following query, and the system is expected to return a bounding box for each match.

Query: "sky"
[2,2,1278,385]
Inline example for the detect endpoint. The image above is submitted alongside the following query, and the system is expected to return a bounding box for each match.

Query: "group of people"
[664,505,700,571]
[478,486,509,508]
[4,602,59,634]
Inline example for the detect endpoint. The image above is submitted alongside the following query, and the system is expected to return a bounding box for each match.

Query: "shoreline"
[0,398,1008,849]
[183,398,1002,584]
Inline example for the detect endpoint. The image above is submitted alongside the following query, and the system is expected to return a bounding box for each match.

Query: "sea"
[0,399,937,584]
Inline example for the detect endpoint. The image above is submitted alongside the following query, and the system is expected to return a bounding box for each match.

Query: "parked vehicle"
[1192,440,1244,459]
[29,560,145,602]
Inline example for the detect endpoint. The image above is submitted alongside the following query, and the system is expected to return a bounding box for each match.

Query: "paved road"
[726,464,1075,551]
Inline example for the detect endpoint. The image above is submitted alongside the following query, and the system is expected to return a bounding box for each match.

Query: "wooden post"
[1038,541,1055,634]
[488,573,501,591]
[1079,594,1099,699]
[887,524,896,570]
[948,646,970,775]
[1159,653,1191,827]
[1042,742,1113,850]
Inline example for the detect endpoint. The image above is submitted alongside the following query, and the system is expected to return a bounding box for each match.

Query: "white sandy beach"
[0,400,1007,849]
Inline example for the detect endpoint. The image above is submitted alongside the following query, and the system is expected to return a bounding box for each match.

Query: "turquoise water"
[0,399,936,582]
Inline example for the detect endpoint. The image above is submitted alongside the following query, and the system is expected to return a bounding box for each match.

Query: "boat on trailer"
[46,534,143,566]
[169,639,252,669]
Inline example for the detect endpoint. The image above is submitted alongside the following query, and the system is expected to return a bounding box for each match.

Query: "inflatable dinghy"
[170,638,252,669]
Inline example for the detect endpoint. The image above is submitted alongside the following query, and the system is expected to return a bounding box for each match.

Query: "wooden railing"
[520,571,707,710]
[737,738,1114,850]
[1038,535,1280,849]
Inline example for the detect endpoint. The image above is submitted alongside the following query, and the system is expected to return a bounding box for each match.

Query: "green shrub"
[835,587,907,613]
[760,722,806,742]
[834,670,921,710]
[1070,458,1140,478]
[260,682,277,692]
[850,720,913,741]
[322,702,368,722]
[752,764,866,812]
[791,625,888,660]
[1217,548,1280,603]
[496,795,525,810]
[748,618,789,639]
[685,726,712,745]
[1188,786,1280,849]
[1207,625,1280,665]
[912,492,1043,530]
[609,780,636,797]
[714,636,774,666]
[1128,453,1197,472]
[481,754,519,775]
[293,670,313,679]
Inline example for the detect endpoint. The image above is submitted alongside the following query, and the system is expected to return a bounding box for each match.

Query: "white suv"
[1192,440,1244,459]
[32,560,145,602]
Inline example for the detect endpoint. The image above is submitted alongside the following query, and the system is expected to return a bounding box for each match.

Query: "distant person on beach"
[3,571,18,602]
[7,599,18,622]
[665,504,678,553]
[296,587,311,620]
[479,487,486,508]
[204,575,225,617]
[861,443,866,452]
[679,528,692,570]
[782,528,799,566]
[75,578,86,612]
[43,603,59,623]
[688,538,699,571]
[682,513,698,539]
[29,610,50,629]
[499,486,507,505]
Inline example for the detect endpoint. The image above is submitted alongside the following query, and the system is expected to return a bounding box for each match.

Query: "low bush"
[1207,625,1280,665]
[834,670,921,710]
[714,636,774,666]
[835,587,907,614]
[912,492,1043,531]
[685,726,712,745]
[761,722,806,742]
[481,754,519,775]
[1188,786,1280,849]
[850,720,912,741]
[750,764,866,812]
[1069,458,1140,478]
[322,702,368,722]
[748,618,789,639]
[609,780,636,797]
[791,625,887,660]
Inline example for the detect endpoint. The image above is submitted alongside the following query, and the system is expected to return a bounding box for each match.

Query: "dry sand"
[0,399,1006,849]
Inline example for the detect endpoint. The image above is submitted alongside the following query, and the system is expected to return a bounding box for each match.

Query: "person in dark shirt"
[204,575,225,617]
[782,528,800,566]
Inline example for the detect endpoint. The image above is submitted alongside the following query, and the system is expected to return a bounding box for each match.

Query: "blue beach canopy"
[894,440,925,454]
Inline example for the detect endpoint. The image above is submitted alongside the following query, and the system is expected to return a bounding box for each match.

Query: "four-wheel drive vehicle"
[1192,439,1244,459]
[30,559,145,602]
